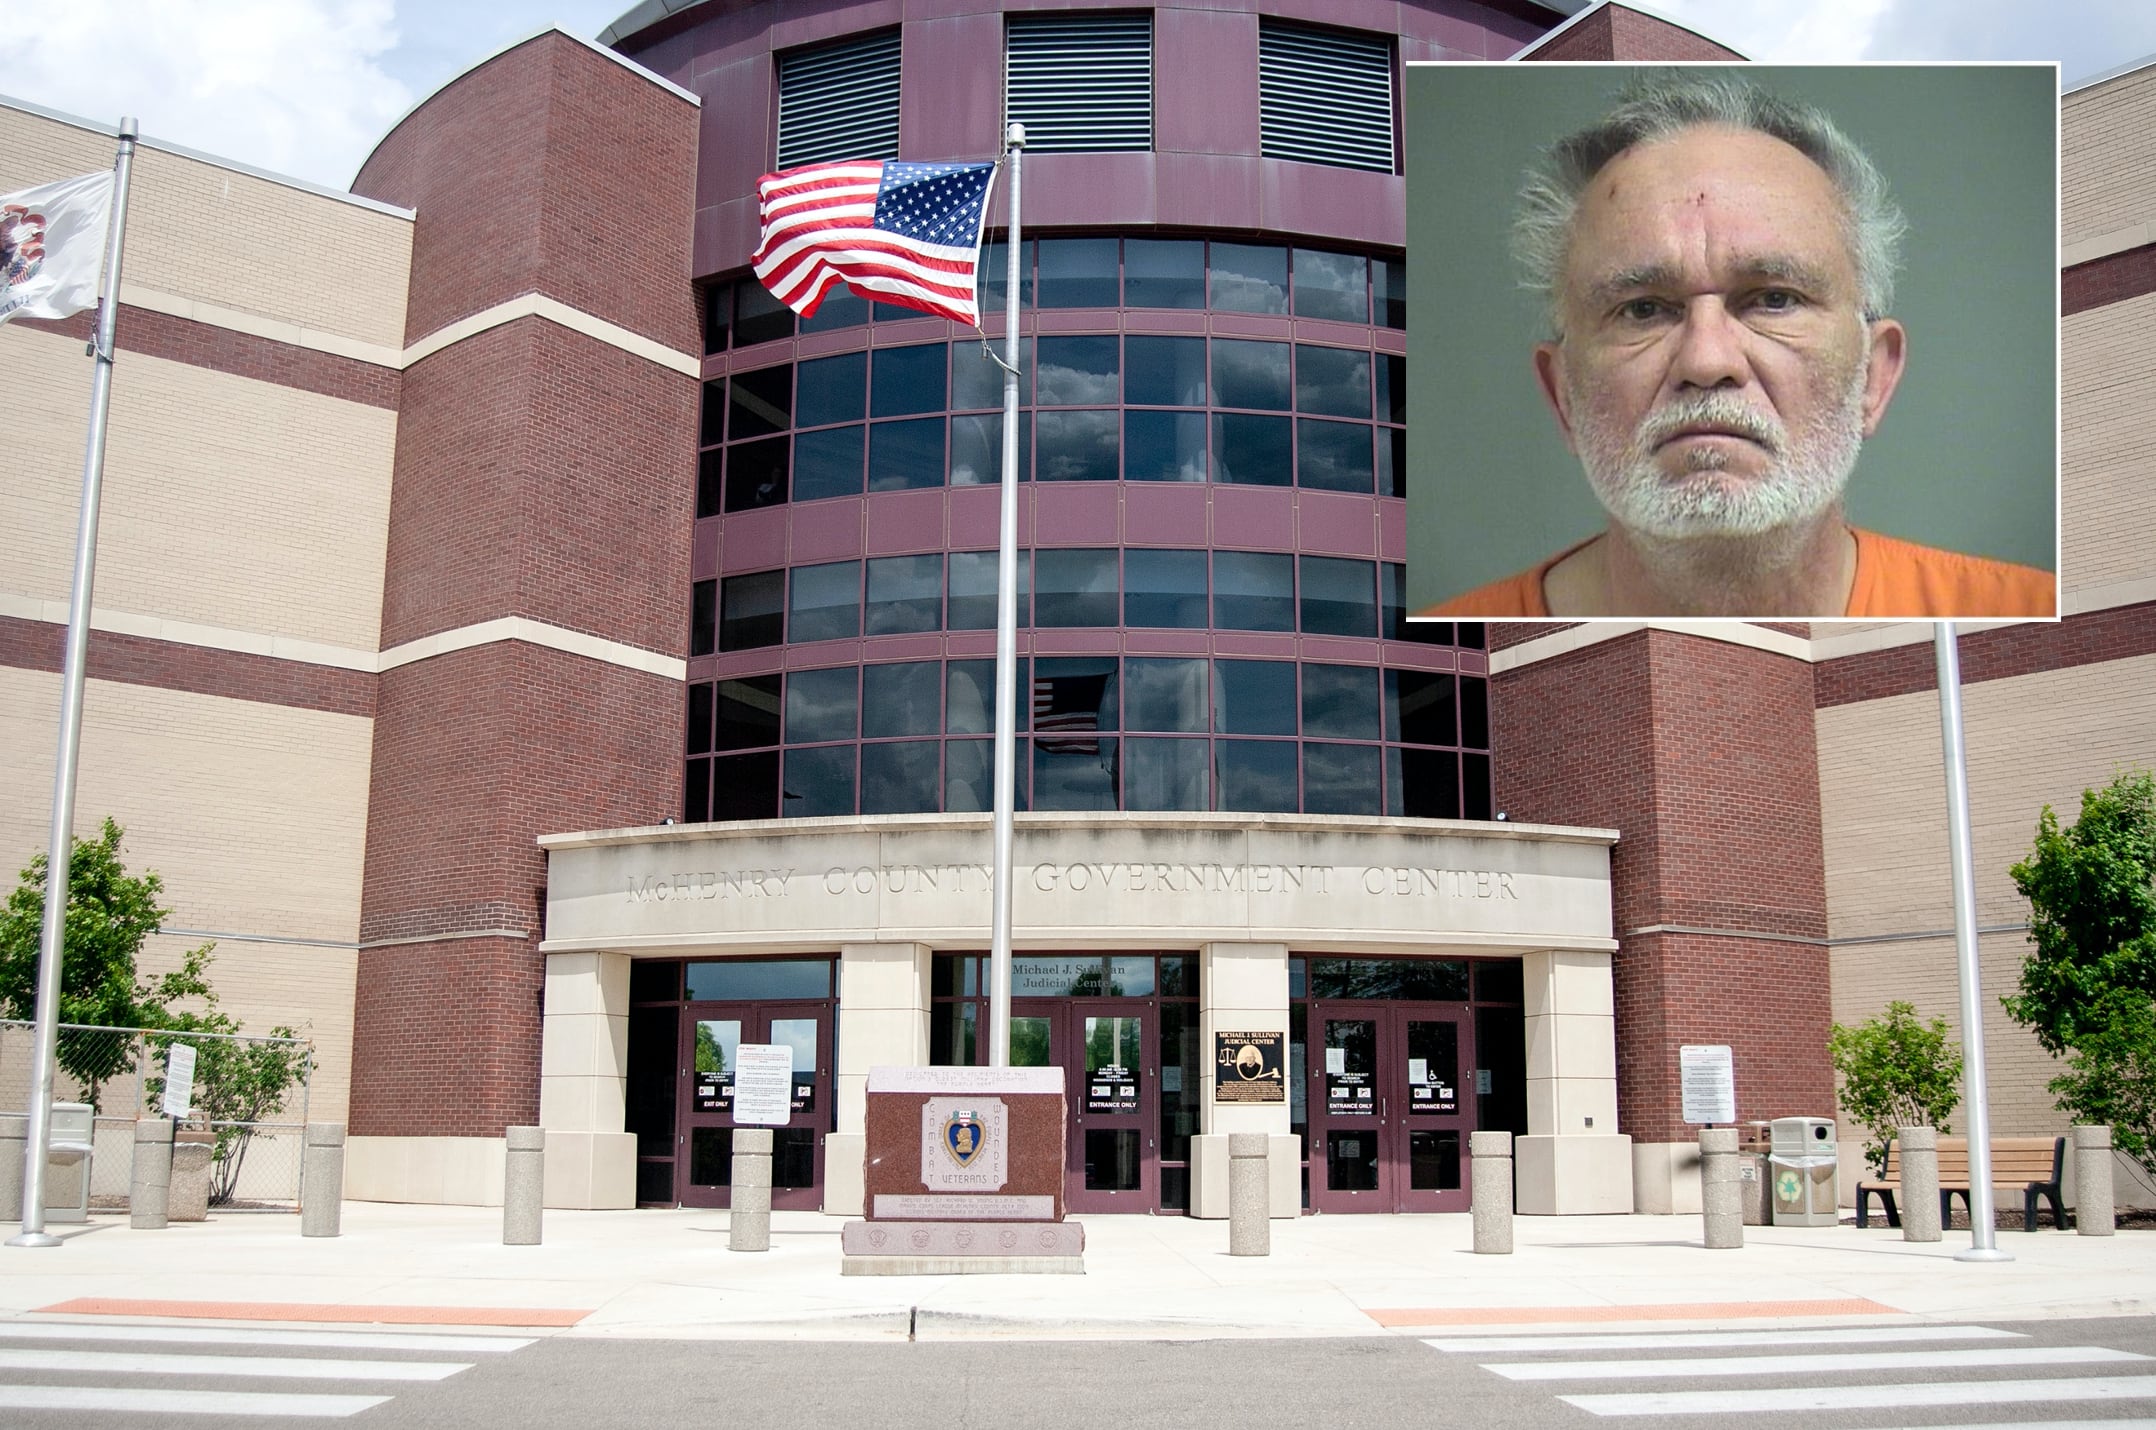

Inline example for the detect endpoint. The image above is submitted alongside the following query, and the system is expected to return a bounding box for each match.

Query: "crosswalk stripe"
[1424,1325,2023,1354]
[1,1321,533,1354]
[1488,1345,2147,1381]
[0,1384,390,1418]
[0,1346,472,1382]
[1561,1373,2156,1417]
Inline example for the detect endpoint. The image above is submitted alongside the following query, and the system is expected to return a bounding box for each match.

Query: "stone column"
[729,1127,772,1252]
[301,1123,345,1238]
[828,943,932,1217]
[1899,1126,1941,1243]
[1193,942,1296,1218]
[2073,1125,2114,1236]
[538,950,636,1210]
[1516,949,1632,1214]
[1699,1127,1741,1248]
[1471,1130,1514,1254]
[1228,1132,1269,1255]
[130,1118,175,1229]
[503,1126,544,1244]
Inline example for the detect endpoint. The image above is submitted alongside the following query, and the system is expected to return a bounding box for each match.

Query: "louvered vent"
[776,29,901,169]
[1006,13,1153,153]
[1259,22,1395,173]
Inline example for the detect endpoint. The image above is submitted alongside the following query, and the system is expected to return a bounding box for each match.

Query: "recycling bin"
[1769,1116,1838,1227]
[44,1102,95,1223]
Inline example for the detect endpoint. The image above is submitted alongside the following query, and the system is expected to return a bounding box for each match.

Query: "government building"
[2,0,2149,1217]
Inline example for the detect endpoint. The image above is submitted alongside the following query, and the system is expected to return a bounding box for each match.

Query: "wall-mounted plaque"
[1214,1030,1286,1103]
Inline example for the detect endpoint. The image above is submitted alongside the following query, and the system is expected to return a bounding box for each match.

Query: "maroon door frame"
[1306,1001,1475,1213]
[1013,997,1159,1213]
[676,1000,833,1210]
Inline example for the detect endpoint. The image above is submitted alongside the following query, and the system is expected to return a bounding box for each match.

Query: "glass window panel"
[1211,413,1292,485]
[1292,249,1368,323]
[1010,1013,1053,1066]
[871,343,947,417]
[1109,956,1156,997]
[797,351,867,428]
[799,285,870,331]
[711,749,779,820]
[1037,236,1119,308]
[734,280,794,347]
[696,449,723,518]
[952,338,1027,411]
[1388,669,1457,746]
[1377,426,1405,499]
[1036,410,1119,483]
[861,660,941,737]
[1159,955,1195,998]
[865,554,943,634]
[684,958,831,1001]
[1302,663,1379,740]
[1217,739,1298,812]
[1382,564,1451,644]
[1035,335,1119,405]
[946,737,1028,813]
[1034,655,1119,738]
[979,239,1035,314]
[728,364,792,440]
[1124,657,1209,731]
[1461,675,1490,749]
[1464,752,1492,819]
[1124,335,1207,406]
[1033,548,1118,626]
[631,959,680,1002]
[1033,736,1119,810]
[1377,353,1405,424]
[687,682,715,755]
[1375,256,1406,329]
[1390,745,1459,818]
[703,283,731,356]
[1458,622,1486,651]
[948,550,1029,630]
[1213,659,1297,735]
[1475,960,1525,1003]
[1212,551,1294,631]
[1294,345,1370,418]
[719,570,784,651]
[1124,737,1209,811]
[685,756,710,822]
[785,665,859,744]
[700,380,725,447]
[1295,419,1373,494]
[860,739,942,814]
[1210,241,1288,314]
[945,658,1029,734]
[689,1125,733,1186]
[724,434,790,511]
[868,417,946,491]
[950,412,1030,486]
[1411,1130,1463,1191]
[1303,742,1382,815]
[1123,548,1207,627]
[690,580,716,658]
[782,744,855,816]
[1212,338,1291,411]
[1305,957,1468,1000]
[1300,556,1377,636]
[930,999,979,1065]
[1124,411,1205,482]
[716,674,783,751]
[1124,238,1205,308]
[788,560,860,642]
[793,425,865,502]
[768,1017,820,1078]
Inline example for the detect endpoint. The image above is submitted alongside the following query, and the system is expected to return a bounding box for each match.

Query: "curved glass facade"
[685,238,1490,823]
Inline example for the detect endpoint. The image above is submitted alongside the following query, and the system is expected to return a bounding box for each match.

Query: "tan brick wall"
[2,325,394,652]
[2064,67,2156,248]
[0,103,411,351]
[1820,652,2156,1135]
[2062,290,2156,597]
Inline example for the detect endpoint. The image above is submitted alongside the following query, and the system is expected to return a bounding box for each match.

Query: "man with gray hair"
[1425,73,2053,618]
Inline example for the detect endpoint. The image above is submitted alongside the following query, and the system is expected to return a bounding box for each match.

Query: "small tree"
[1829,1001,1963,1177]
[148,1016,311,1206]
[0,819,214,1108]
[2006,771,2156,1177]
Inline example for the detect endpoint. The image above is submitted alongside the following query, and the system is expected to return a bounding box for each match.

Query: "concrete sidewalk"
[2,1205,2151,1341]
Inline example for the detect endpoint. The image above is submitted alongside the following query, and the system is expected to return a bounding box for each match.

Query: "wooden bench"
[1854,1135,2067,1231]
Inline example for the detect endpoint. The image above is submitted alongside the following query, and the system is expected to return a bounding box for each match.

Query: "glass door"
[1305,1002,1473,1213]
[1012,998,1159,1213]
[677,1002,833,1210]
[1397,1010,1472,1213]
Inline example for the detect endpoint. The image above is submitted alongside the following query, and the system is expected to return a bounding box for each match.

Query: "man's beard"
[1569,368,1868,541]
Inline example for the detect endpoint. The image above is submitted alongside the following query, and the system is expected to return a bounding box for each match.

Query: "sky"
[4,0,2156,192]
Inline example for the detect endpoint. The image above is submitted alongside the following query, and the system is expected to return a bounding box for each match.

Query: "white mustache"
[1638,394,1783,453]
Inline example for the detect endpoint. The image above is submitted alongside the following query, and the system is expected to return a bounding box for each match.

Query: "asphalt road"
[4,1314,2156,1428]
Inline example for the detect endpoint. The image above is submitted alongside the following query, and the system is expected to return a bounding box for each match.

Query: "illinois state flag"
[0,171,115,326]
[753,159,996,326]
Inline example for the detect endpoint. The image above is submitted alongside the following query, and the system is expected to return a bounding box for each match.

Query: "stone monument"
[841,1065,1083,1275]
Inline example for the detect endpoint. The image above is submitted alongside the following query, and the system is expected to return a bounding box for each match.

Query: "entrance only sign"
[732,1043,794,1126]
[1679,1044,1736,1124]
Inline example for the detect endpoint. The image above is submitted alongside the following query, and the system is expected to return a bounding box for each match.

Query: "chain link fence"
[0,1020,313,1211]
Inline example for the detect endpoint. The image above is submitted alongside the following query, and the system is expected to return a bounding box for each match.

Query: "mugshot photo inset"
[1404,63,2059,622]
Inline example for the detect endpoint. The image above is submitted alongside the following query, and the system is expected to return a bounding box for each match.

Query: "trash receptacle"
[1737,1121,1772,1226]
[1769,1116,1838,1227]
[45,1102,95,1224]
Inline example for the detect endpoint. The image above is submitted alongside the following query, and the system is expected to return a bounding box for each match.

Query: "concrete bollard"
[503,1126,544,1245]
[1700,1128,1743,1248]
[302,1123,346,1238]
[1898,1126,1941,1243]
[1228,1132,1270,1256]
[2073,1125,2115,1236]
[0,1117,23,1223]
[170,1132,214,1222]
[729,1128,772,1252]
[130,1118,174,1229]
[1470,1130,1513,1254]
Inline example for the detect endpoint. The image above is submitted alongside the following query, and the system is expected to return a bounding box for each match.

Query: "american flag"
[751,159,998,327]
[1033,673,1109,755]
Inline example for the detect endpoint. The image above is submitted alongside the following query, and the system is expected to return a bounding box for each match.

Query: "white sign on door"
[1679,1044,1736,1125]
[732,1043,794,1126]
[161,1043,197,1120]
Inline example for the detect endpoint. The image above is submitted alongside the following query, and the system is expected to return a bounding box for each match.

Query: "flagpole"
[988,123,1025,1068]
[10,119,138,1250]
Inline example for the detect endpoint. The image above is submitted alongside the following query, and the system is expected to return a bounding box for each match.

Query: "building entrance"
[677,1001,832,1209]
[1304,1001,1474,1213]
[1010,998,1157,1213]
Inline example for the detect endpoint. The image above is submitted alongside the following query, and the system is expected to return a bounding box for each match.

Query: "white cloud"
[6,0,412,190]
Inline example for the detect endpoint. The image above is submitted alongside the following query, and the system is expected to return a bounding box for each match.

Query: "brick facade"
[1523,6,1743,62]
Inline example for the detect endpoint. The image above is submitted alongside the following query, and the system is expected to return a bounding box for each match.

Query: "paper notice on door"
[1407,1057,1427,1085]
[1325,1047,1346,1075]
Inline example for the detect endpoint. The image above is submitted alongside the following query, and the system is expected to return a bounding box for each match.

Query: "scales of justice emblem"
[943,1108,986,1167]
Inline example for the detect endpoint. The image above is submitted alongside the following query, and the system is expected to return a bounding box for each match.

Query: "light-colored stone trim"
[2066,575,2156,617]
[377,617,685,681]
[359,929,534,951]
[1829,922,2029,947]
[161,927,360,951]
[119,283,407,369]
[402,293,700,375]
[1489,619,1810,675]
[1624,923,1826,946]
[2062,222,2156,266]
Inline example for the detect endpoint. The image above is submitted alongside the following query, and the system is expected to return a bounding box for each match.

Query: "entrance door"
[677,1002,832,1210]
[1011,998,1157,1213]
[1306,1003,1473,1213]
